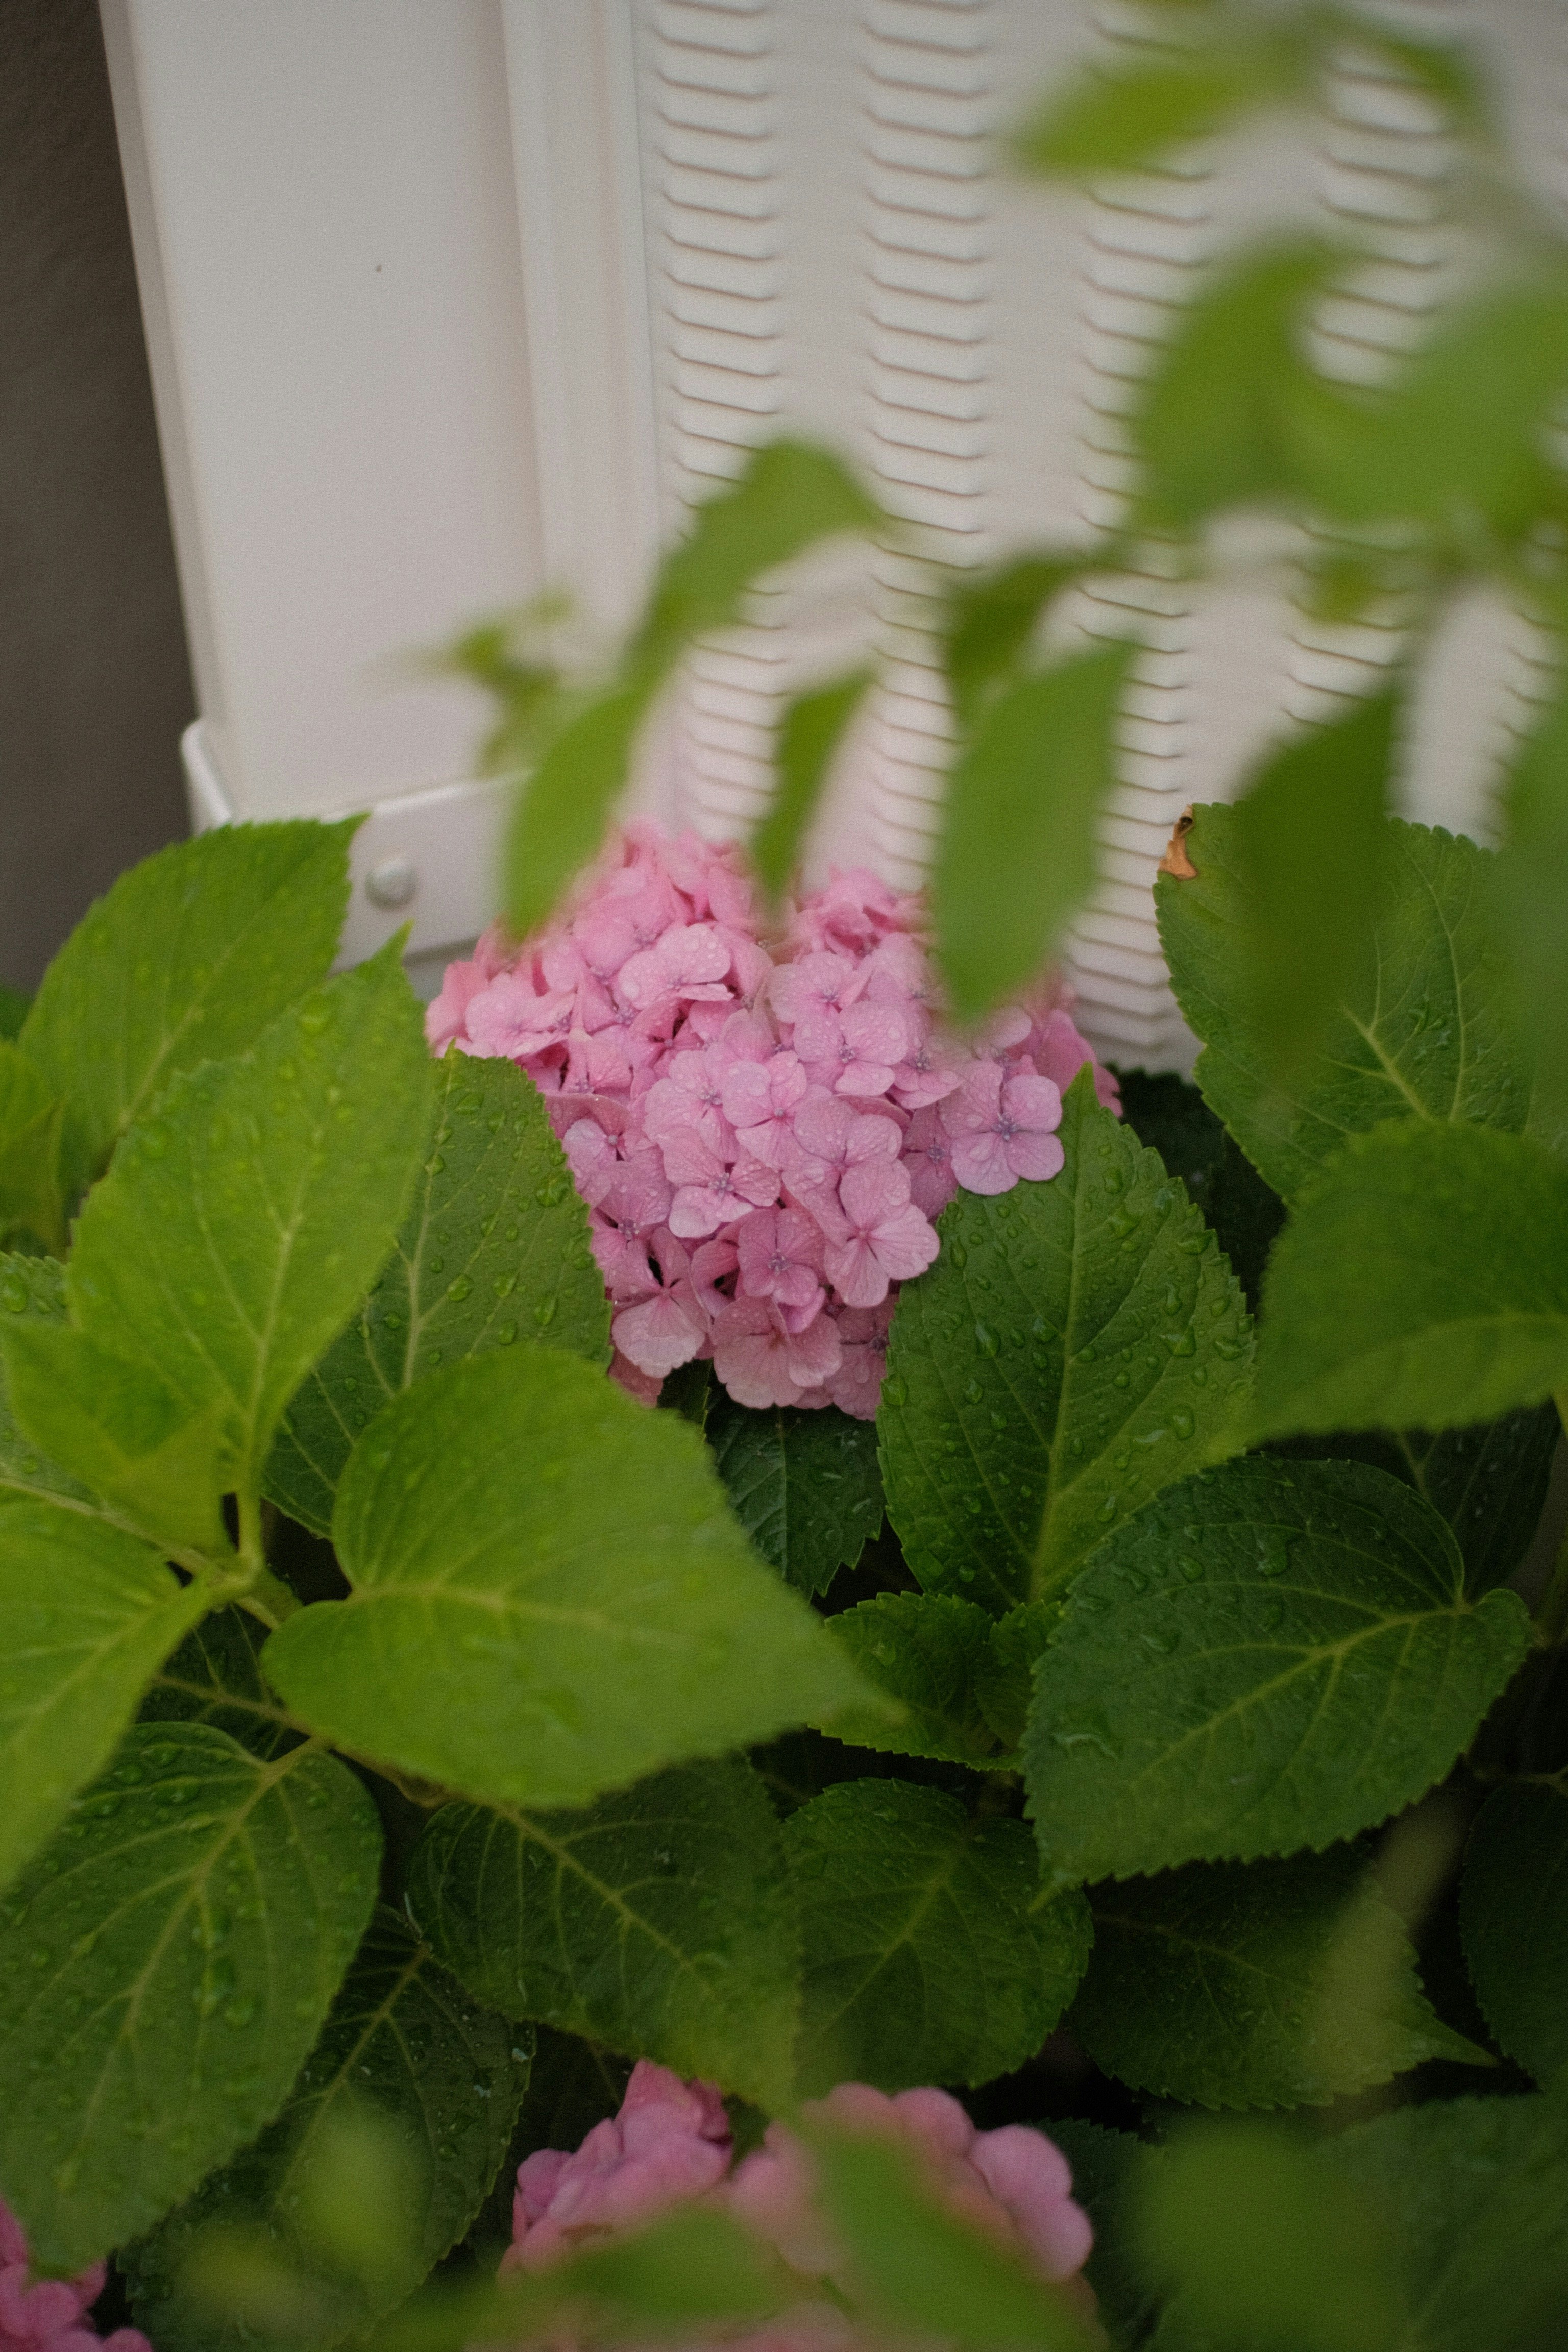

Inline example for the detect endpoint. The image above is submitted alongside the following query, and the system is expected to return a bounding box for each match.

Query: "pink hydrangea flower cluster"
[0,2202,149,2352]
[499,2061,1094,2351]
[429,824,1118,1418]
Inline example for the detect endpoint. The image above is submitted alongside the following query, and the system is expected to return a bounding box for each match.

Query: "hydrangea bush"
[2,2,1568,2346]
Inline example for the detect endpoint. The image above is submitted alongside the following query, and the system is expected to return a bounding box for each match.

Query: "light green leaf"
[879,1069,1253,1618]
[20,819,355,1198]
[753,671,872,906]
[0,1042,66,1253]
[1,1321,227,1558]
[264,1349,878,1809]
[0,1493,211,1893]
[1023,1457,1531,1883]
[139,1608,303,1763]
[266,1049,608,1535]
[1014,42,1310,182]
[1232,692,1395,1082]
[65,941,433,1496]
[935,646,1134,1020]
[1157,806,1529,1201]
[0,988,29,1043]
[1493,680,1568,1150]
[1250,1123,1568,1440]
[1318,2094,1568,2352]
[124,1909,530,2352]
[1072,1849,1486,2111]
[786,1778,1091,2094]
[817,1594,1003,1765]
[942,555,1087,732]
[407,1759,799,2110]
[0,1254,97,1512]
[707,1395,883,1596]
[0,1721,380,2270]
[1459,1780,1568,2088]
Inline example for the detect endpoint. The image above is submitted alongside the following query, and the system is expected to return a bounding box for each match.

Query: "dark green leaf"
[943,555,1086,732]
[0,1722,380,2270]
[753,671,872,904]
[879,1069,1253,1618]
[708,1395,883,1596]
[266,1050,608,1535]
[20,820,355,1197]
[1158,806,1529,1202]
[1232,693,1395,1082]
[1249,1123,1568,1440]
[0,1253,97,1512]
[657,1358,713,1429]
[1023,1457,1531,1883]
[1493,680,1568,1150]
[1460,1780,1568,2088]
[264,1350,877,1809]
[1073,1849,1485,2110]
[0,1493,210,1892]
[512,2027,632,2172]
[1318,2093,1568,2351]
[1014,44,1310,182]
[973,1600,1061,1750]
[139,1608,302,1763]
[786,1777,1091,2093]
[818,1593,1004,1763]
[1046,2121,1160,2351]
[407,1759,798,2110]
[0,1043,66,1253]
[936,646,1134,1020]
[813,2126,1094,2352]
[65,941,433,1495]
[125,1909,530,2351]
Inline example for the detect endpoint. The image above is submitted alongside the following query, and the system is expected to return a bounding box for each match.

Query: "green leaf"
[707,1395,884,1596]
[407,1759,799,2110]
[20,820,355,1198]
[124,1908,530,2352]
[0,986,29,1043]
[813,2126,1094,2352]
[1132,240,1343,527]
[973,1600,1061,1751]
[264,1349,878,1808]
[1072,1849,1486,2111]
[139,1608,302,1763]
[942,555,1086,732]
[1047,2121,1160,2352]
[266,1050,608,1536]
[0,1253,97,1512]
[65,941,433,1496]
[879,1069,1253,1618]
[1,1321,227,1558]
[1232,693,1395,1082]
[935,645,1134,1020]
[1014,42,1310,182]
[1158,806,1529,1202]
[1493,680,1568,1148]
[0,1042,66,1253]
[753,671,872,905]
[1023,1456,1531,1884]
[1318,2094,1568,2352]
[505,682,656,942]
[0,1721,380,2270]
[1249,1123,1568,1440]
[1460,1780,1568,2088]
[818,1594,1003,1764]
[785,1778,1091,2094]
[0,1493,211,1893]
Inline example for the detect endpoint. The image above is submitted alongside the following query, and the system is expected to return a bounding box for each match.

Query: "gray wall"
[1,0,193,994]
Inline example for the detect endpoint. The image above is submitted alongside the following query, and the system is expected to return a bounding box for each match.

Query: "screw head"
[365,853,417,910]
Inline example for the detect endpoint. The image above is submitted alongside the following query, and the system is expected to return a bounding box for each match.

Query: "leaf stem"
[228,1488,301,1628]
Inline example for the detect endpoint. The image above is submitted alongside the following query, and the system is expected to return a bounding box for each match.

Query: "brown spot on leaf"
[1160,807,1197,880]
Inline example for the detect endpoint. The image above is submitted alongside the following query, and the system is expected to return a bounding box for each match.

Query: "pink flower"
[642,1046,739,1158]
[662,1131,780,1240]
[505,2063,731,2276]
[464,972,577,1062]
[721,1054,810,1169]
[0,2200,150,2351]
[824,1303,892,1420]
[794,1001,912,1099]
[1029,1008,1122,1114]
[888,1009,966,1110]
[618,922,733,1010]
[943,1064,1065,1194]
[820,1160,939,1309]
[769,951,864,1028]
[711,1296,843,1409]
[736,1207,825,1317]
[899,1104,958,1219]
[783,1098,902,1205]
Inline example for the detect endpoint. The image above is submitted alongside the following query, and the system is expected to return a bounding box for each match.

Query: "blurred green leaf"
[814,2125,1095,2351]
[0,986,30,1042]
[505,681,655,943]
[1248,1123,1568,1437]
[1232,690,1396,1082]
[1072,1849,1487,2110]
[1459,1779,1568,2087]
[753,670,872,905]
[1493,680,1568,1150]
[1015,36,1312,182]
[0,1043,65,1253]
[935,643,1133,1019]
[943,554,1087,731]
[1048,2120,1162,2351]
